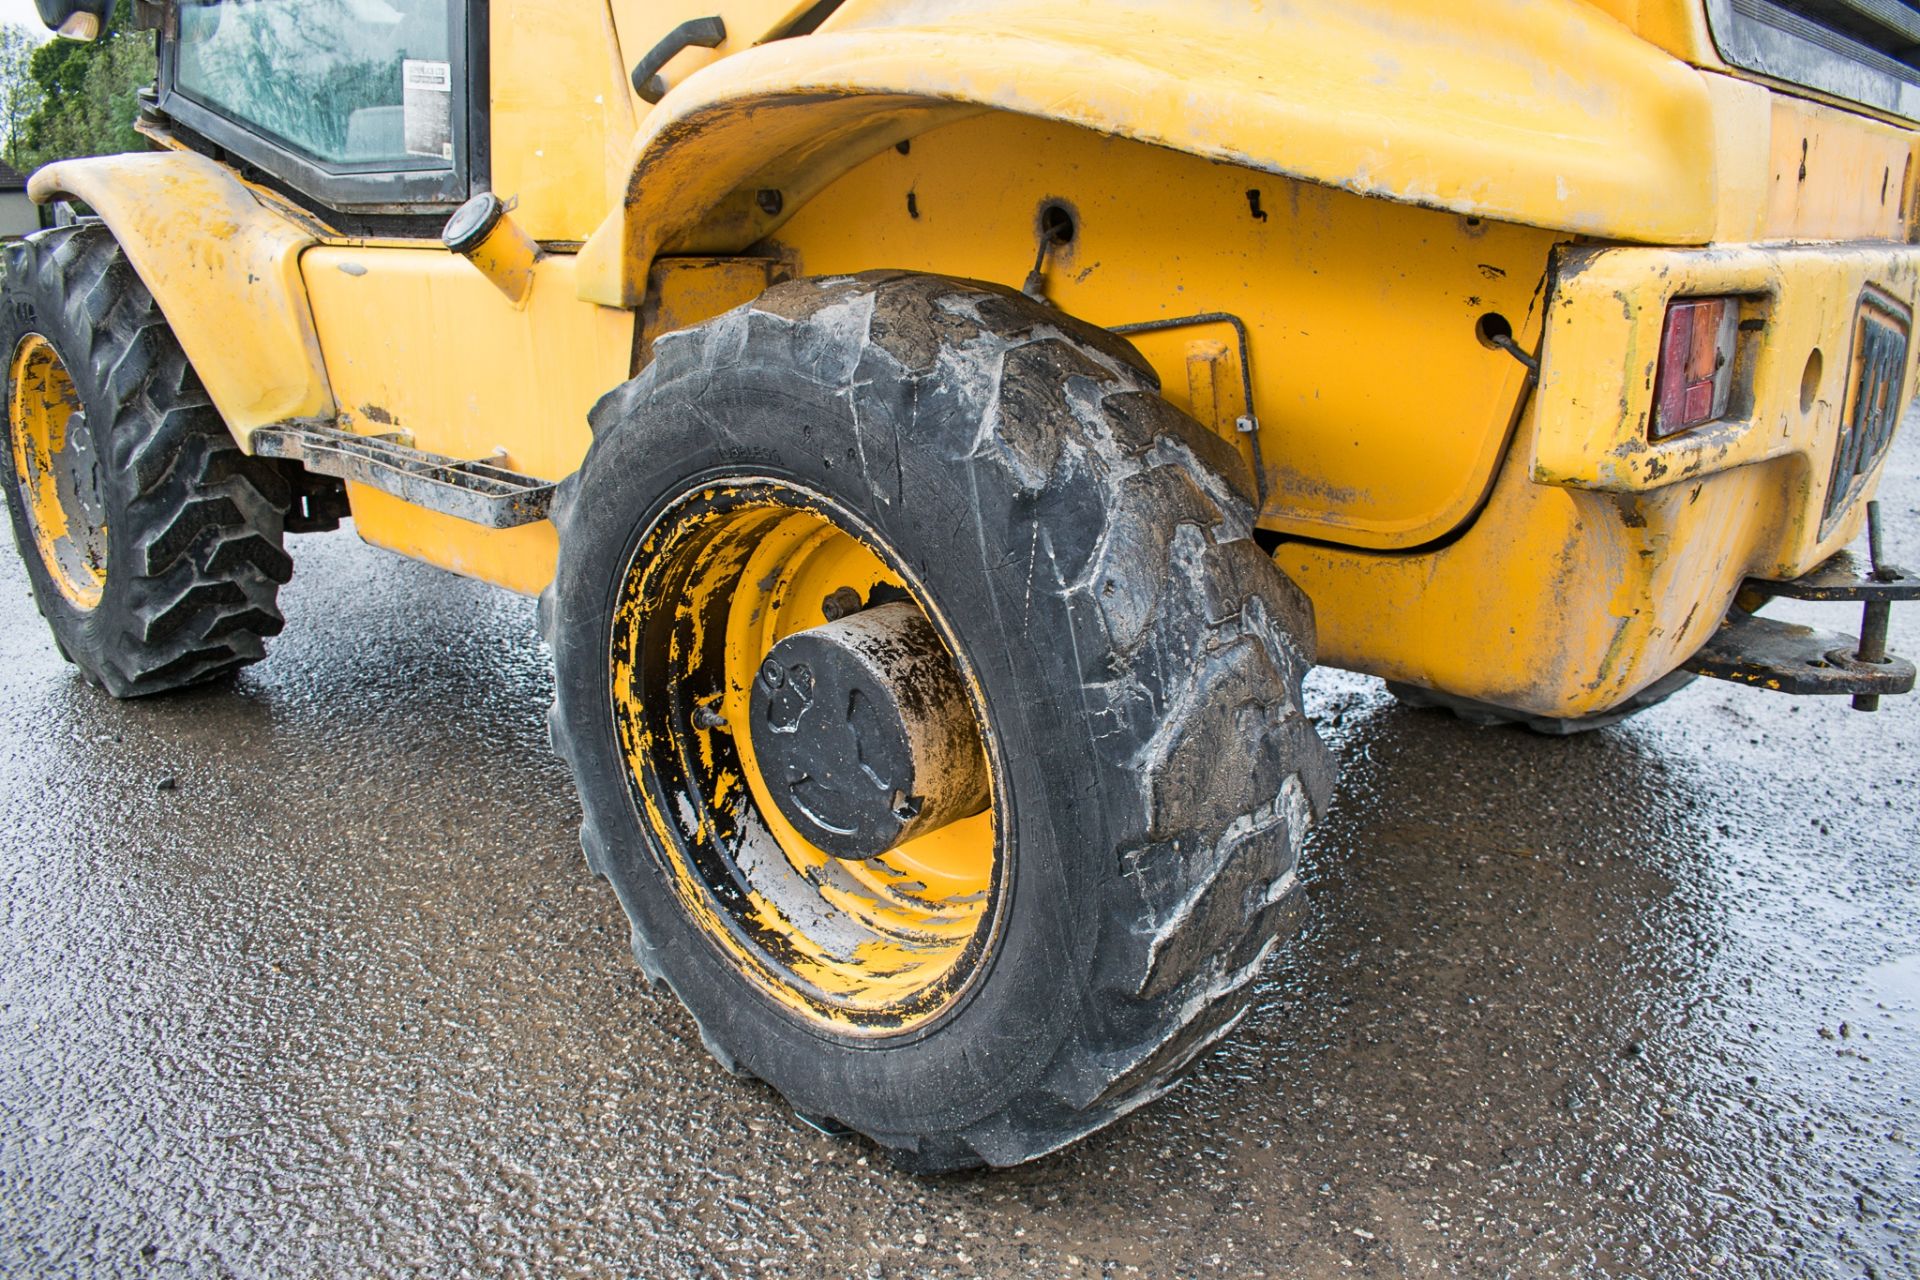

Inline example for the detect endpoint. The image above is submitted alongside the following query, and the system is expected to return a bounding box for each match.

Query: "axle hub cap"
[749,602,990,860]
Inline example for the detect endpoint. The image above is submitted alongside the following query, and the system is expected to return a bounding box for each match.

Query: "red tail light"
[1653,297,1739,439]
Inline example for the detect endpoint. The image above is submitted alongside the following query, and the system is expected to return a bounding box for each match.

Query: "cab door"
[161,0,636,594]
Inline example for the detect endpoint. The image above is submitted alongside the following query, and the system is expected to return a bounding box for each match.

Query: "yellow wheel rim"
[8,335,106,609]
[608,481,1002,1035]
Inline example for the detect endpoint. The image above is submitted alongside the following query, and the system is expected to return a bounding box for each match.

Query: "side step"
[250,422,556,529]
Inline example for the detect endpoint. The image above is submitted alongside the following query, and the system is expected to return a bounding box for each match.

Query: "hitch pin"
[1853,500,1893,712]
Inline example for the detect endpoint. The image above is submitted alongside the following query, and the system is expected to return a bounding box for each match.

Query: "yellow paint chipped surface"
[8,336,104,609]
[606,485,999,1033]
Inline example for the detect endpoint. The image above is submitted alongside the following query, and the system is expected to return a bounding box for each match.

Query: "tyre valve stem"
[1853,500,1892,713]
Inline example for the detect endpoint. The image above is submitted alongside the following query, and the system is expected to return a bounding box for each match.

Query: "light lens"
[1653,297,1739,439]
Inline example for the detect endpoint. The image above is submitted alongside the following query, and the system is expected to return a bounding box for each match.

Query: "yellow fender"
[27,151,334,440]
[581,0,1719,305]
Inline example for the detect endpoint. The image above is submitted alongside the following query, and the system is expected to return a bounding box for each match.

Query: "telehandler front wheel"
[544,273,1335,1170]
[0,226,292,696]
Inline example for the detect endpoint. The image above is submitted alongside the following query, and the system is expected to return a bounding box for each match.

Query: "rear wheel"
[544,272,1335,1169]
[0,226,292,696]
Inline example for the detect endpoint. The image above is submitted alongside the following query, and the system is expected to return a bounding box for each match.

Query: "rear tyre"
[544,272,1335,1170]
[0,226,292,696]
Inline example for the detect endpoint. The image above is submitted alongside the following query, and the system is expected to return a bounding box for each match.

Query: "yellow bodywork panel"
[485,0,637,243]
[578,0,1720,307]
[774,112,1557,548]
[1286,235,1920,716]
[1277,429,1841,718]
[486,0,842,244]
[1757,92,1918,243]
[637,255,791,367]
[298,248,633,593]
[1699,73,1919,243]
[489,0,845,243]
[26,151,333,435]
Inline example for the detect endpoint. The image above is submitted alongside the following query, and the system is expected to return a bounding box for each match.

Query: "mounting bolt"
[1853,500,1891,712]
[821,586,863,622]
[890,789,924,822]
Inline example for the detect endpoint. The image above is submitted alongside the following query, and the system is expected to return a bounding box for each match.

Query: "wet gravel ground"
[2,429,1917,1280]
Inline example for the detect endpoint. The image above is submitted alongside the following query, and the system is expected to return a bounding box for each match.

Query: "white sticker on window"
[402,58,453,161]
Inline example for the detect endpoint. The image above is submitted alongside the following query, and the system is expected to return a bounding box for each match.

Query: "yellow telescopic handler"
[4,0,1917,1169]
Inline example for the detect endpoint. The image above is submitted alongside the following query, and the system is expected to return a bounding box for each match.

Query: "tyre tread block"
[0,227,290,698]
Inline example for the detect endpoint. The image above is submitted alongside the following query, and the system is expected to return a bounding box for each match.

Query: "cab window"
[157,0,479,214]
[175,0,457,169]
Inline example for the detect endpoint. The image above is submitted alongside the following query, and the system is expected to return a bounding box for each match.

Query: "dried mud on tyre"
[544,272,1335,1170]
[0,226,291,697]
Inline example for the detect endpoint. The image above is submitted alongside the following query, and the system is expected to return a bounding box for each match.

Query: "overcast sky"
[1,1,47,38]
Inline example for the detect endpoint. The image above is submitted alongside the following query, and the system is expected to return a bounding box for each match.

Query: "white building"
[0,160,42,239]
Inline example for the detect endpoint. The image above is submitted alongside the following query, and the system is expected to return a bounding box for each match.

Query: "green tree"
[0,26,45,161]
[4,2,155,173]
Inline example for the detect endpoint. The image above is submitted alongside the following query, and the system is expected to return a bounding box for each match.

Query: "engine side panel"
[769,112,1559,549]
[298,248,633,594]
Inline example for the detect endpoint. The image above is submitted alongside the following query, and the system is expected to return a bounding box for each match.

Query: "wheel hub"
[8,334,107,609]
[748,601,989,860]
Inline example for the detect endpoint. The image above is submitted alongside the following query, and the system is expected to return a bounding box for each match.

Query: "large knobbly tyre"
[544,271,1335,1171]
[0,225,291,697]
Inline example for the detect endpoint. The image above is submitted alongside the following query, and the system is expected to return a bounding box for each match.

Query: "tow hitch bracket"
[1685,502,1917,708]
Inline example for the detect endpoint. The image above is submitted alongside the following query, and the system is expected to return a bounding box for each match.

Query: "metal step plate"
[1683,611,1916,697]
[251,423,555,529]
[1740,550,1920,604]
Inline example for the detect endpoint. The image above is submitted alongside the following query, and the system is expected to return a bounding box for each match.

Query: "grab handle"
[631,16,727,104]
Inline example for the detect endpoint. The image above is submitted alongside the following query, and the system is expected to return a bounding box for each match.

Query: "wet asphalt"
[1,427,1917,1280]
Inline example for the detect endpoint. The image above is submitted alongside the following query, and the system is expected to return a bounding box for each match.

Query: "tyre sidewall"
[0,234,136,669]
[553,336,1125,1145]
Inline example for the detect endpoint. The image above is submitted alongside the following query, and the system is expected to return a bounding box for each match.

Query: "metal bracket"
[1690,503,1916,706]
[1109,312,1267,504]
[1738,549,1920,605]
[1735,502,1914,710]
[251,422,556,529]
[1683,612,1915,697]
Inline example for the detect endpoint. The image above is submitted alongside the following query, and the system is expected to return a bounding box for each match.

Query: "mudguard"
[580,0,1720,305]
[27,150,333,440]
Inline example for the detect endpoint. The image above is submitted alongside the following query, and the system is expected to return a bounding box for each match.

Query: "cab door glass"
[175,0,457,169]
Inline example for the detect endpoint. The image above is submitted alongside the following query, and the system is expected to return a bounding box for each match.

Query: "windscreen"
[1707,0,1920,122]
[175,0,457,168]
